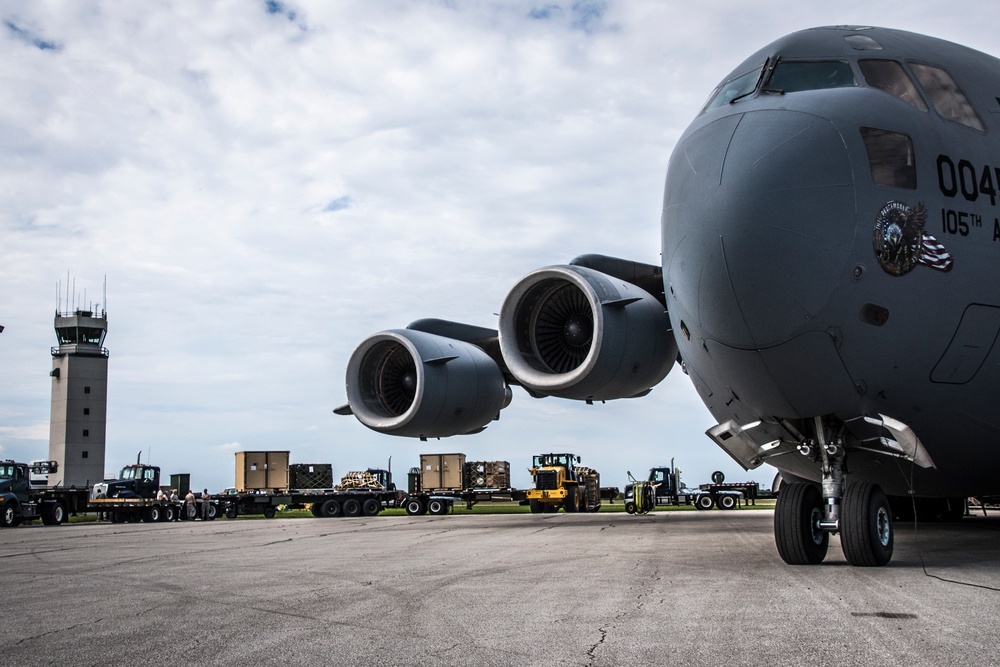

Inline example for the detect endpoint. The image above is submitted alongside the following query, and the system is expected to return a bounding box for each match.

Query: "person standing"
[184,489,196,520]
[201,488,211,520]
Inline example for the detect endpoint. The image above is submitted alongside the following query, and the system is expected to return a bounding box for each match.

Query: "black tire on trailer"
[405,497,425,516]
[529,500,542,514]
[44,502,66,525]
[41,504,56,526]
[342,498,361,517]
[841,482,893,567]
[427,498,448,515]
[310,503,323,517]
[262,506,276,519]
[362,498,381,516]
[695,494,715,510]
[773,482,828,565]
[207,503,218,520]
[147,506,162,522]
[711,470,725,485]
[322,498,342,518]
[225,505,238,519]
[166,505,178,522]
[1,503,17,528]
[718,494,737,510]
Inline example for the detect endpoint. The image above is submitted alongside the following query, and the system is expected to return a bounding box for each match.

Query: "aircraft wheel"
[695,494,715,510]
[362,498,381,516]
[718,494,737,510]
[404,497,425,516]
[774,482,828,565]
[841,482,893,567]
[342,498,361,517]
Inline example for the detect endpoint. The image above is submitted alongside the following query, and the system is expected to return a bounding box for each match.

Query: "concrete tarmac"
[2,509,999,666]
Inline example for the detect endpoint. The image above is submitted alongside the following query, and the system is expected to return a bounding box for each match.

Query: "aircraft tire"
[774,482,828,565]
[841,482,893,567]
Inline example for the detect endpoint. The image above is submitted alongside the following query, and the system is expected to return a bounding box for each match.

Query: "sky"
[2,1,999,494]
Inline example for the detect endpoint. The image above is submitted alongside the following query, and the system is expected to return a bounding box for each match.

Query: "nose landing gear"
[773,417,894,566]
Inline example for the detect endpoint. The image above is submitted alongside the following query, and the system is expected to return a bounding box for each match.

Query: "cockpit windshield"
[702,64,765,111]
[765,60,856,93]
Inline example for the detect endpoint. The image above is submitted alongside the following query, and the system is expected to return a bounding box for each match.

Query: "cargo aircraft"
[338,26,1000,566]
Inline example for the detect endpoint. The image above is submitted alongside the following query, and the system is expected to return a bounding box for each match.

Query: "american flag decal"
[919,233,954,272]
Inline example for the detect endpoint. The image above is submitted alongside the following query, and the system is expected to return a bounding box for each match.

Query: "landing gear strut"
[773,417,894,567]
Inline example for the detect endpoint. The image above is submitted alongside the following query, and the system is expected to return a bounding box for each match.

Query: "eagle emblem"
[873,201,953,276]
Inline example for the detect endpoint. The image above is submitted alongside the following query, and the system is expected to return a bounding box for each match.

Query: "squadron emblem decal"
[873,201,954,276]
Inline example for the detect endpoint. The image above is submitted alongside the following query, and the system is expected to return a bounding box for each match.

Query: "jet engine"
[345,329,512,439]
[498,265,676,400]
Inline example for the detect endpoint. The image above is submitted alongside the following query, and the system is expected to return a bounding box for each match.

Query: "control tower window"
[702,65,764,111]
[766,60,856,93]
[861,127,916,189]
[909,63,985,131]
[859,60,928,111]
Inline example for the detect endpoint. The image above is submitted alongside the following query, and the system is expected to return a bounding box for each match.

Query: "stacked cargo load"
[339,470,386,489]
[290,464,334,490]
[465,460,511,489]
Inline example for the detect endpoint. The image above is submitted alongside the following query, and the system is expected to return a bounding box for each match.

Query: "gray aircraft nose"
[663,109,856,349]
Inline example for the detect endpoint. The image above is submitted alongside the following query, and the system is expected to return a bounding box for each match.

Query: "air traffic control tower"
[48,308,109,488]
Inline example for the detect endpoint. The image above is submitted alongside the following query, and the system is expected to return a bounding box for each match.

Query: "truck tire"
[695,494,715,510]
[427,498,448,515]
[263,506,276,519]
[589,503,601,513]
[165,505,178,522]
[342,498,361,517]
[207,503,218,520]
[147,506,162,522]
[529,500,542,514]
[310,503,323,517]
[718,494,737,510]
[712,470,726,485]
[405,497,426,516]
[321,498,342,518]
[563,489,578,513]
[362,498,381,516]
[225,505,238,519]
[1,503,17,527]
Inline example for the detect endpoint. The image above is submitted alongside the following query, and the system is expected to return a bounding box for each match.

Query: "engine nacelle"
[345,329,511,438]
[499,265,676,400]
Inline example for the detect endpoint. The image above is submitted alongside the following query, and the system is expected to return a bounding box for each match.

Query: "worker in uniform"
[201,488,211,520]
[184,489,196,520]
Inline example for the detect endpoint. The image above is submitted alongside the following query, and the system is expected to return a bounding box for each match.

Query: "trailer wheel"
[342,498,361,517]
[362,498,381,516]
[1,503,16,528]
[695,494,715,510]
[310,503,323,517]
[165,505,178,522]
[207,503,218,520]
[147,506,162,522]
[225,505,238,519]
[718,494,737,510]
[404,497,425,516]
[427,498,448,515]
[262,506,276,519]
[321,498,342,518]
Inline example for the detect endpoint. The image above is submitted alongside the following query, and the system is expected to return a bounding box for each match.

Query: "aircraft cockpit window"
[859,60,928,111]
[861,127,917,189]
[702,65,764,112]
[765,60,856,93]
[909,63,985,132]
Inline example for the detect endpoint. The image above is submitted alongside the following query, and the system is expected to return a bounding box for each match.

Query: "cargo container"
[290,463,334,490]
[235,451,289,492]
